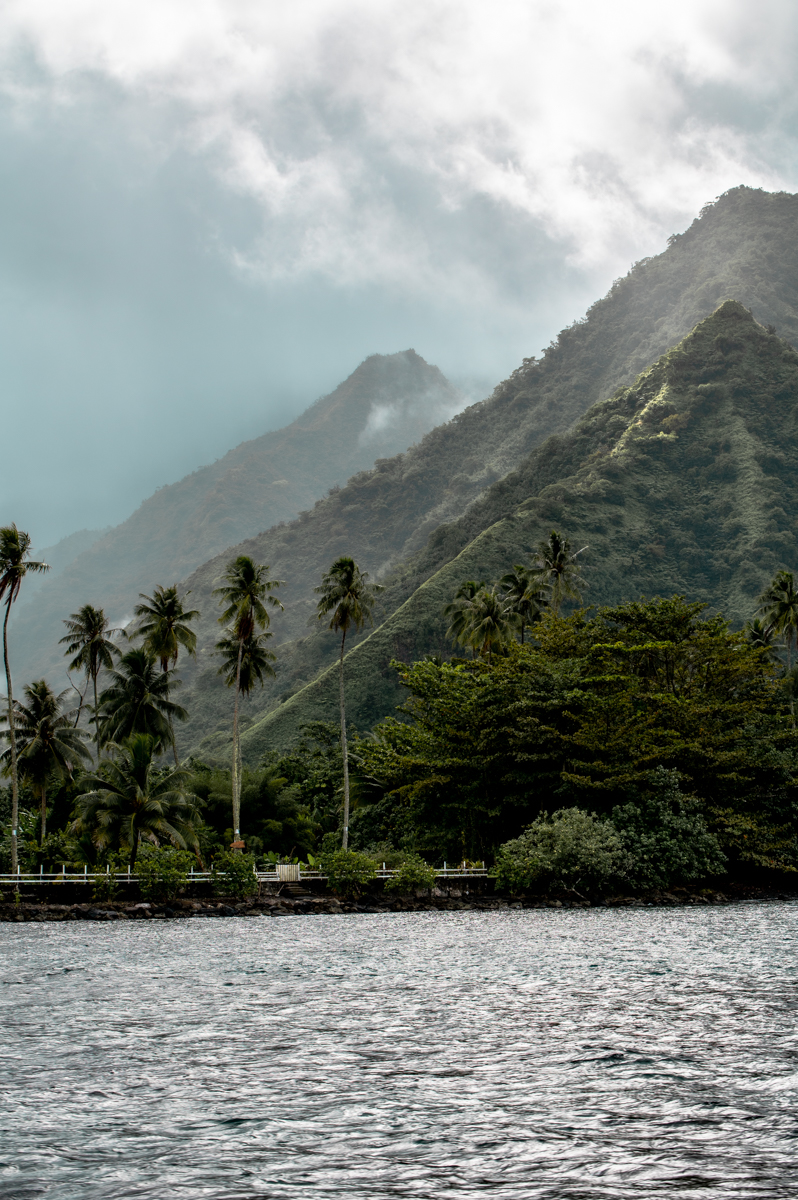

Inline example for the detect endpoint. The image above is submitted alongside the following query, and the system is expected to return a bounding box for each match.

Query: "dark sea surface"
[1,905,797,1199]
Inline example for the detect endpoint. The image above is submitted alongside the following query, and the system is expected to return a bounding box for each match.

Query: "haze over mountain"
[155,186,798,758]
[10,350,460,683]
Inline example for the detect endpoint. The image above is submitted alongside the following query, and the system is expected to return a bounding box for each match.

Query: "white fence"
[0,861,488,886]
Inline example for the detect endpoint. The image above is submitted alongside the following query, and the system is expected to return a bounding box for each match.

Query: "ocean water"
[1,905,797,1199]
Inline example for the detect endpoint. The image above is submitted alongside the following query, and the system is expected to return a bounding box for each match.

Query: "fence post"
[84,864,87,879]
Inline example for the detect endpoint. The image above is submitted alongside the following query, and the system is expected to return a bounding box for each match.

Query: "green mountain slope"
[242,301,798,755]
[9,349,458,684]
[170,186,798,757]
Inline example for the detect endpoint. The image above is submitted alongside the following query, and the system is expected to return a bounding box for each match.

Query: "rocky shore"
[0,883,794,921]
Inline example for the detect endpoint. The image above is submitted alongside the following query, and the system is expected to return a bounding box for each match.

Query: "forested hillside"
[240,301,798,754]
[167,187,798,757]
[10,349,458,683]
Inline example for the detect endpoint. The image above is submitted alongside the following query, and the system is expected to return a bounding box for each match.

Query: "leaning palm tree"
[1,680,90,841]
[97,647,188,754]
[500,566,548,644]
[531,530,588,614]
[132,585,200,763]
[0,525,48,871]
[60,605,122,760]
[72,733,200,869]
[216,629,276,841]
[213,556,283,847]
[315,556,382,849]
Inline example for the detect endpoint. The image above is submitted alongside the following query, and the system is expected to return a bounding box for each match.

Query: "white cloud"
[1,0,797,293]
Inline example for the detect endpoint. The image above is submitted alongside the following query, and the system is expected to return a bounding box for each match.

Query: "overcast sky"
[2,0,798,546]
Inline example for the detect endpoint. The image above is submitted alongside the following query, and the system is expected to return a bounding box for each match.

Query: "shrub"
[319,848,376,896]
[212,852,258,899]
[493,808,625,895]
[384,856,437,893]
[136,847,194,902]
[610,767,726,889]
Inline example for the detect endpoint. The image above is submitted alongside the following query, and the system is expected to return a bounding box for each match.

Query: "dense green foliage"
[318,848,377,896]
[136,846,195,902]
[383,855,437,893]
[352,596,798,877]
[211,851,258,898]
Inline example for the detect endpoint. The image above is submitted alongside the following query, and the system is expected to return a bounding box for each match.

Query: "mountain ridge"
[165,186,798,757]
[9,348,459,682]
[238,301,798,755]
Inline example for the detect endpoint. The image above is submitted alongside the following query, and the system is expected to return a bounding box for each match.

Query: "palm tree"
[757,569,798,722]
[467,584,516,665]
[315,556,382,849]
[443,580,484,656]
[60,605,122,760]
[744,617,780,663]
[757,570,798,672]
[500,566,548,644]
[213,556,283,847]
[531,530,588,614]
[72,733,200,869]
[0,525,48,872]
[132,585,200,763]
[216,629,277,833]
[217,630,276,697]
[97,647,188,753]
[1,680,90,841]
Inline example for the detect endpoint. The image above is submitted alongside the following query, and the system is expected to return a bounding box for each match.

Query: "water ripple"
[1,906,797,1198]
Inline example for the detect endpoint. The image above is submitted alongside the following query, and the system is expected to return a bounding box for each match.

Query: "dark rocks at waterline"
[0,885,794,922]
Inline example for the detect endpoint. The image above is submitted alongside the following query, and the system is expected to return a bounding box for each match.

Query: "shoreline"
[1,883,796,922]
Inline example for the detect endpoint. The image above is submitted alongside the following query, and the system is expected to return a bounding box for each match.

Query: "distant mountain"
[162,186,798,758]
[242,301,798,755]
[9,349,460,683]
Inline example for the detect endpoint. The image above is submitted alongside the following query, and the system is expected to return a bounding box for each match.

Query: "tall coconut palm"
[500,566,548,644]
[132,585,200,763]
[72,733,200,869]
[60,605,122,760]
[0,525,48,871]
[97,647,187,753]
[1,680,90,841]
[213,556,283,846]
[315,557,382,849]
[531,530,588,614]
[216,628,276,831]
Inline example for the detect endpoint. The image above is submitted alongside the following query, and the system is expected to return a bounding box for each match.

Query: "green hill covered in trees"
[166,187,798,757]
[238,300,798,754]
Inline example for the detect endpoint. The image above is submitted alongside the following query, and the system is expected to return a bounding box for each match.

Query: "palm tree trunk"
[231,638,244,847]
[92,668,101,763]
[3,599,19,875]
[339,629,350,850]
[40,782,47,844]
[163,663,179,766]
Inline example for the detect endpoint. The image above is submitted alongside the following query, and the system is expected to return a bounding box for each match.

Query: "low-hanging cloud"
[2,0,797,300]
